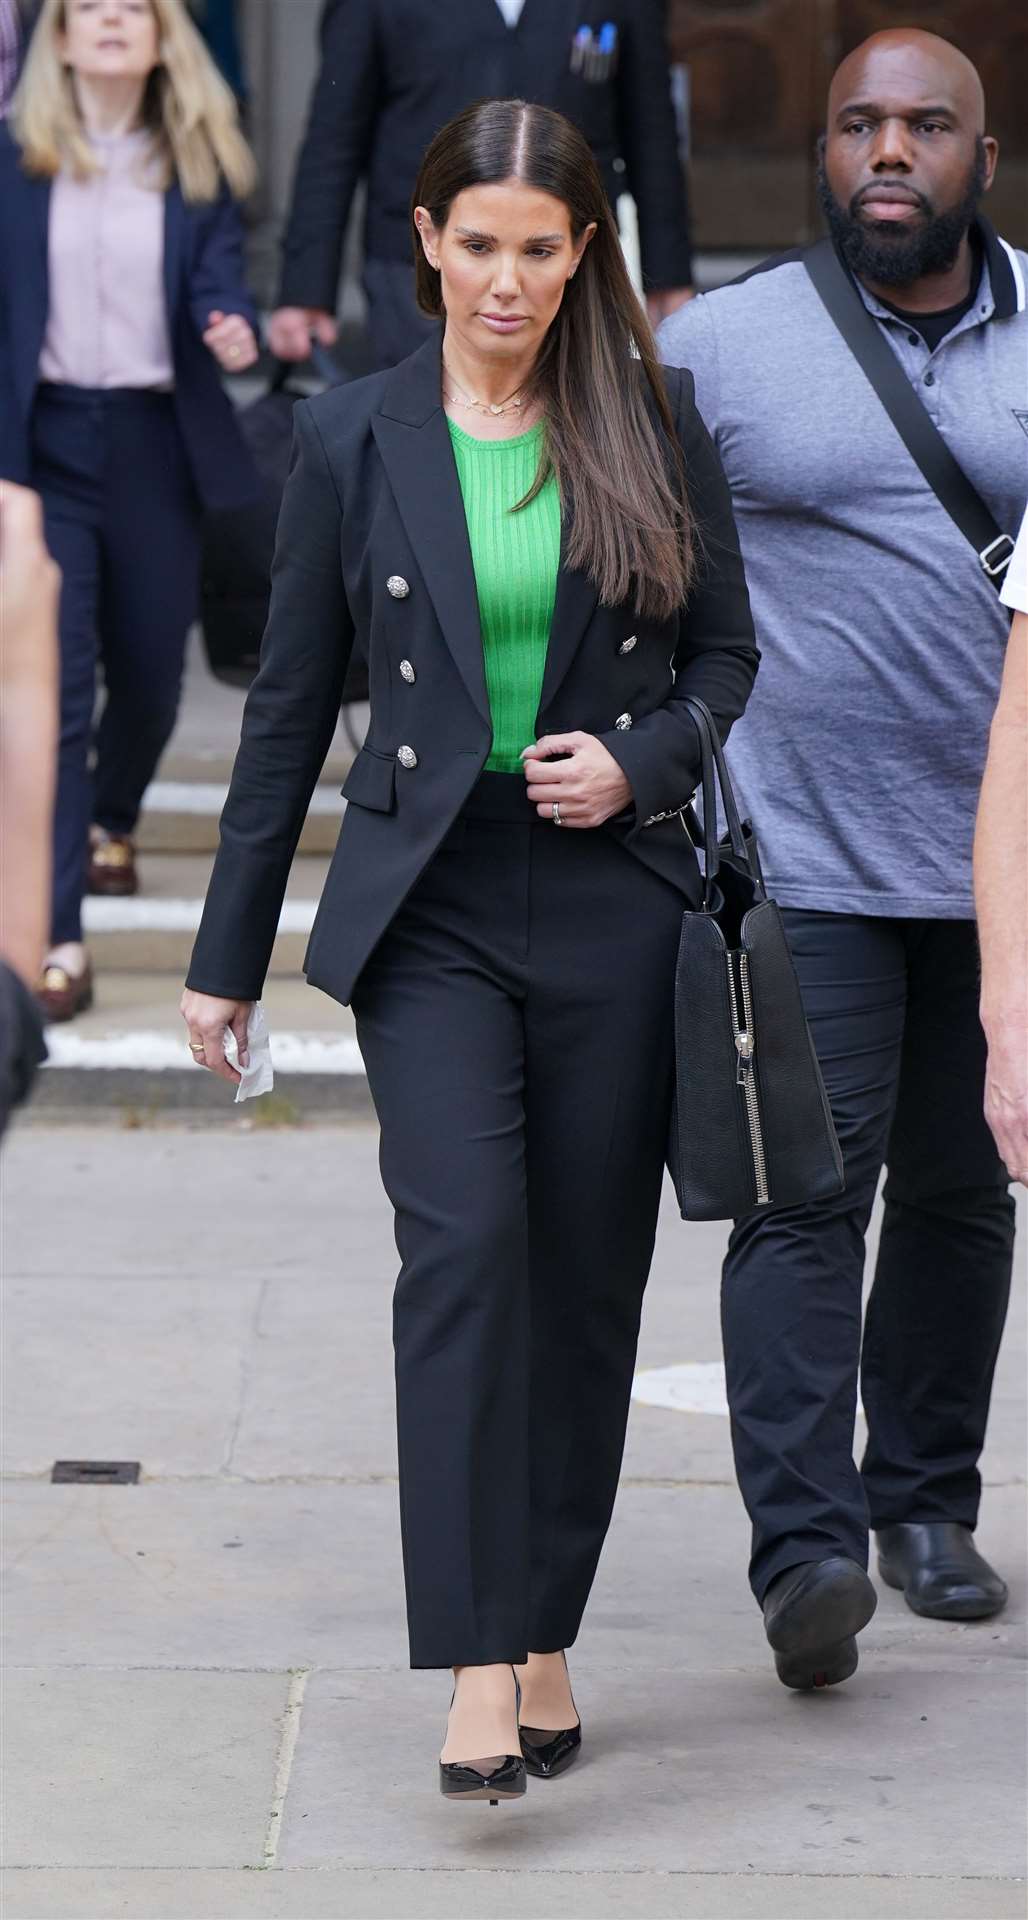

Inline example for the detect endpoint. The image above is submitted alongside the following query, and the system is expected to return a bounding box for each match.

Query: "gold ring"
[189,1042,206,1055]
[229,345,241,359]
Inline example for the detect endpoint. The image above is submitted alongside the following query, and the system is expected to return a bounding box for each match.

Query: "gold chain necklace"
[443,364,525,417]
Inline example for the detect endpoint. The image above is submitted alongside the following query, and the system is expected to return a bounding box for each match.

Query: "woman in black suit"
[182,99,758,1805]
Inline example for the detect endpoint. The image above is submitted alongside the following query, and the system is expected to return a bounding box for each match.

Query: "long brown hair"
[412,99,694,620]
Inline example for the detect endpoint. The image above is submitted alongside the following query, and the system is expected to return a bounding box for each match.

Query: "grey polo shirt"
[659,220,1028,919]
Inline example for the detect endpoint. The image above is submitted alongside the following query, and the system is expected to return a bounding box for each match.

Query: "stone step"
[81,853,329,973]
[136,781,345,856]
[32,973,372,1118]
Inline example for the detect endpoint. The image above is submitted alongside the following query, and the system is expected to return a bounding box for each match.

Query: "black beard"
[815,136,987,288]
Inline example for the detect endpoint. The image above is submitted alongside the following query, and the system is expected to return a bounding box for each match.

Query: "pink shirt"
[39,129,174,390]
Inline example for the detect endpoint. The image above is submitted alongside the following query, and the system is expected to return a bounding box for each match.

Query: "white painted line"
[42,1030,366,1075]
[632,1361,730,1416]
[144,781,342,816]
[633,1361,868,1423]
[82,898,318,932]
[263,1667,311,1867]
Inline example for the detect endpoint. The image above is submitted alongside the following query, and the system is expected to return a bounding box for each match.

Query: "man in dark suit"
[269,0,694,365]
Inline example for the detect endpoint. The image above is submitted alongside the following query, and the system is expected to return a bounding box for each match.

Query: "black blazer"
[279,0,692,311]
[187,336,758,1009]
[0,125,259,514]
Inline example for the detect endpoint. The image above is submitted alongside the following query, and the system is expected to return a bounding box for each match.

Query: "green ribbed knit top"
[447,417,560,774]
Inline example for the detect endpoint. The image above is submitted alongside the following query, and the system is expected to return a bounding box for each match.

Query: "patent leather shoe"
[518,1652,582,1778]
[438,1753,527,1803]
[876,1522,1008,1620]
[520,1720,582,1779]
[439,1667,526,1804]
[763,1554,877,1690]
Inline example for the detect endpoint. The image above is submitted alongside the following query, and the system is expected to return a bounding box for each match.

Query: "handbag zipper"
[726,951,770,1206]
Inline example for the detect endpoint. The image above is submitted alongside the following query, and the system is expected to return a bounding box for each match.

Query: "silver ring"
[551,802,563,826]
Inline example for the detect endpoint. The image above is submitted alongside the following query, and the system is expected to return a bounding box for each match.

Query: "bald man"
[660,31,1024,1688]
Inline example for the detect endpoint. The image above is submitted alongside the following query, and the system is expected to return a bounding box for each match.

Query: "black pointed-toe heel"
[519,1652,582,1779]
[438,1753,527,1804]
[439,1668,527,1805]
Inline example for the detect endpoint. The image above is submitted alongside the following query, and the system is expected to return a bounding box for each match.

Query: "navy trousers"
[31,386,202,945]
[351,775,685,1668]
[722,911,1015,1603]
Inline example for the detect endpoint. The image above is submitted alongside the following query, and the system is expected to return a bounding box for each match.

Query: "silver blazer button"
[397,744,418,769]
[387,574,410,599]
[618,635,638,654]
[399,659,416,684]
[614,712,633,731]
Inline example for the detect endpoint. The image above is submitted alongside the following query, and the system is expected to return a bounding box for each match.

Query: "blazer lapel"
[372,335,490,724]
[536,514,599,720]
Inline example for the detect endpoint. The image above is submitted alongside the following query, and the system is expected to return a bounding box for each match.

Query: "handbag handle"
[682,697,763,907]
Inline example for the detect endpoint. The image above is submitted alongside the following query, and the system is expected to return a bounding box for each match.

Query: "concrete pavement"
[2,1124,1025,1919]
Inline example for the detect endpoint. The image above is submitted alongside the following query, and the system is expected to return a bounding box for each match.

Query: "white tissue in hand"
[223,1002,274,1103]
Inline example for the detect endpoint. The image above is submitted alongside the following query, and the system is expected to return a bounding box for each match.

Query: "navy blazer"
[186,336,759,1010]
[0,125,258,513]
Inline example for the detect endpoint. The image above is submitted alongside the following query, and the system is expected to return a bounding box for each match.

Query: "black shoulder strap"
[804,238,1013,588]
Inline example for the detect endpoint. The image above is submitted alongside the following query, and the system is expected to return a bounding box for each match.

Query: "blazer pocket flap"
[341,748,397,814]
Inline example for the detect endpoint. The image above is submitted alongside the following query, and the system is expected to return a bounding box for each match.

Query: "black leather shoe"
[763,1555,878,1690]
[519,1651,582,1779]
[876,1522,1008,1621]
[438,1754,527,1803]
[520,1720,582,1779]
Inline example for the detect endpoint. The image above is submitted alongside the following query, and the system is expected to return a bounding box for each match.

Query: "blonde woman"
[0,0,259,1020]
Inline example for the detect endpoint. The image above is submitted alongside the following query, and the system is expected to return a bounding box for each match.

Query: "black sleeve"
[186,401,354,1000]
[277,0,382,312]
[615,0,693,292]
[598,368,759,829]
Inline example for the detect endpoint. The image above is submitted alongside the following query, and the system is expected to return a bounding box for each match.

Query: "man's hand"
[983,1022,1028,1185]
[203,310,260,372]
[522,732,633,828]
[267,307,339,361]
[647,287,695,326]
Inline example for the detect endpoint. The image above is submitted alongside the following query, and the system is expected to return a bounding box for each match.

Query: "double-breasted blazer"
[0,124,259,514]
[186,334,759,1009]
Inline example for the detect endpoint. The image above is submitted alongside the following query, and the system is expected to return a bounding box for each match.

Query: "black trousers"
[722,911,1015,1603]
[31,386,202,944]
[351,775,685,1668]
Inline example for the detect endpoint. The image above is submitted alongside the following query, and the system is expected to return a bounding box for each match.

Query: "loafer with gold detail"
[36,959,94,1024]
[87,830,138,896]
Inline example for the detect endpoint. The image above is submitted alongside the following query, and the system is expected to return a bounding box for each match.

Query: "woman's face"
[414,178,596,360]
[58,0,161,83]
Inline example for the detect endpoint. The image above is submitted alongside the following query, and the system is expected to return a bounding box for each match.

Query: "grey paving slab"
[10,1476,1020,1676]
[1,1129,386,1280]
[1,1483,408,1670]
[4,1668,286,1868]
[278,1663,1027,1879]
[4,1867,1025,1920]
[1,1276,262,1477]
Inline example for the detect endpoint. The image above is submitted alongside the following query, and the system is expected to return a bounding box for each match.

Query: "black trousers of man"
[352,776,685,1668]
[722,910,1015,1603]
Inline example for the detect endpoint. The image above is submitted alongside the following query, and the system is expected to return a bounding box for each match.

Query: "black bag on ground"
[200,344,369,704]
[668,698,844,1221]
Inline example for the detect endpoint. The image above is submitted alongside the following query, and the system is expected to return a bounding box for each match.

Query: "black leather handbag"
[667,699,845,1221]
